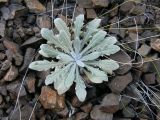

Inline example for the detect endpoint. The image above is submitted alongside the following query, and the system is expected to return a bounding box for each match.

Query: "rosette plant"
[29,14,120,101]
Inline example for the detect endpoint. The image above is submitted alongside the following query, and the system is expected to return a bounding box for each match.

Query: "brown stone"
[13,53,23,66]
[0,95,3,104]
[138,44,151,56]
[86,9,97,19]
[110,50,132,75]
[143,73,156,85]
[77,0,93,8]
[3,65,18,81]
[57,108,69,118]
[75,112,88,120]
[0,53,5,60]
[24,0,46,13]
[25,74,36,93]
[0,0,8,2]
[36,15,51,28]
[109,72,133,93]
[39,86,65,109]
[92,0,109,7]
[151,39,160,52]
[120,1,135,13]
[71,96,82,107]
[3,39,19,53]
[90,105,113,120]
[20,48,35,72]
[81,103,92,113]
[100,93,120,113]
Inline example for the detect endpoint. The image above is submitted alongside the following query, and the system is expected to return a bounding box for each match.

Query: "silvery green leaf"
[73,37,82,54]
[97,60,119,74]
[39,44,61,58]
[81,52,101,61]
[75,68,86,102]
[83,70,103,83]
[102,45,120,55]
[76,60,85,67]
[54,18,70,37]
[64,64,76,88]
[85,65,108,81]
[56,53,74,62]
[45,63,73,85]
[105,36,117,45]
[59,30,72,51]
[74,14,84,38]
[29,60,58,71]
[84,18,101,42]
[81,30,107,55]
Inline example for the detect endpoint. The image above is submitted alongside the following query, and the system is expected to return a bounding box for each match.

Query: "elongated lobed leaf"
[29,60,59,71]
[39,44,61,58]
[74,14,84,38]
[54,18,70,37]
[102,45,120,55]
[81,52,101,61]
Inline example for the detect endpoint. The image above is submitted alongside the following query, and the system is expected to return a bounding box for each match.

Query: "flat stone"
[151,39,160,52]
[110,50,132,75]
[25,74,36,93]
[57,108,69,118]
[36,15,51,28]
[81,103,92,113]
[71,95,82,107]
[0,20,6,37]
[0,53,6,60]
[143,73,156,85]
[77,0,93,8]
[24,0,46,13]
[129,4,146,15]
[3,65,18,81]
[21,36,42,47]
[6,82,27,97]
[109,72,133,93]
[9,104,35,120]
[3,39,19,53]
[75,112,88,120]
[100,93,120,113]
[138,44,151,56]
[1,60,11,71]
[0,0,8,2]
[86,9,97,19]
[20,48,35,72]
[120,1,135,13]
[39,86,65,109]
[0,86,7,95]
[90,105,113,120]
[92,0,109,7]
[13,53,23,66]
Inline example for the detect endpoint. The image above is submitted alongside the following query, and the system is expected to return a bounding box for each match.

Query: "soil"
[0,0,160,120]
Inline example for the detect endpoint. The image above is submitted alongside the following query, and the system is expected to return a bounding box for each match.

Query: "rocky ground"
[0,0,160,120]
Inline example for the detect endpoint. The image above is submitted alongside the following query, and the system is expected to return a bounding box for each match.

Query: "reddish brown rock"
[81,103,92,113]
[151,39,160,52]
[24,0,46,13]
[77,0,93,8]
[3,65,18,81]
[100,93,120,113]
[25,74,36,93]
[90,105,113,120]
[92,0,109,7]
[75,112,88,120]
[86,9,97,19]
[120,1,135,13]
[57,108,69,118]
[36,15,51,28]
[3,39,19,53]
[71,96,82,107]
[13,53,23,66]
[109,72,133,93]
[39,86,65,109]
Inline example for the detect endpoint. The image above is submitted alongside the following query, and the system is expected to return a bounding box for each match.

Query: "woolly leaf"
[54,18,70,37]
[56,53,73,62]
[73,37,82,54]
[74,14,84,38]
[103,45,120,55]
[84,18,101,42]
[81,52,101,61]
[75,68,86,102]
[85,65,108,81]
[81,30,107,54]
[84,70,103,83]
[29,60,58,71]
[64,64,76,88]
[39,44,61,58]
[97,60,119,74]
[58,30,72,52]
